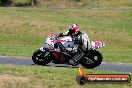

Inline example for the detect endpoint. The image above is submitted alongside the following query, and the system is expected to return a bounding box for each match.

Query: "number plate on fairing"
[91,41,106,49]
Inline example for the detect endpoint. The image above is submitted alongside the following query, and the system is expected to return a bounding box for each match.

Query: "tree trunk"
[31,0,38,6]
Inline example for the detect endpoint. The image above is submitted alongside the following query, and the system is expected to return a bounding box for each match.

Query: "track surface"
[48,8,132,11]
[0,56,132,73]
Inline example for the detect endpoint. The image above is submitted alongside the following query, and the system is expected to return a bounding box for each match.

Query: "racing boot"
[69,59,77,66]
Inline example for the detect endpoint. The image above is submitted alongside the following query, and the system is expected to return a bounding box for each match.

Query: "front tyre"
[81,50,103,69]
[32,49,52,65]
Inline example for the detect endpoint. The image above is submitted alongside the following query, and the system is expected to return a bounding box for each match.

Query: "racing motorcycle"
[32,33,106,69]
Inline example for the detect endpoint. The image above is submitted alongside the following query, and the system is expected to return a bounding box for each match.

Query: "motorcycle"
[32,33,106,69]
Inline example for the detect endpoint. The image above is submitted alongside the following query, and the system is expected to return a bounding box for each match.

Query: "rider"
[55,24,91,65]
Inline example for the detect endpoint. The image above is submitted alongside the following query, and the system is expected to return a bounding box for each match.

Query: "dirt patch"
[0,20,24,28]
[0,74,29,87]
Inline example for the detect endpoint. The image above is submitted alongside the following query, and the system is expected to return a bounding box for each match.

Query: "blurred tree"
[76,0,83,2]
[31,0,38,6]
[11,0,17,6]
[0,0,12,5]
[0,0,38,6]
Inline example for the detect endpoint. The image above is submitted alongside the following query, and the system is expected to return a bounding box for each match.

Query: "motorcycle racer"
[32,24,104,69]
[55,24,91,65]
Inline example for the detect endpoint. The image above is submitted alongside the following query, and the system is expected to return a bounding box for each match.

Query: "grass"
[0,7,132,63]
[0,2,132,88]
[0,64,131,88]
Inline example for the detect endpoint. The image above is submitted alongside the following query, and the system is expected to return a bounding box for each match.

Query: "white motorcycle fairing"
[40,33,106,52]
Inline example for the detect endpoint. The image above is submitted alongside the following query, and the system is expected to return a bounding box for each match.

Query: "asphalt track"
[0,56,132,73]
[48,8,132,11]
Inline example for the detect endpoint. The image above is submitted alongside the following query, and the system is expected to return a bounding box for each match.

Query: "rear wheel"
[81,50,103,69]
[32,49,52,65]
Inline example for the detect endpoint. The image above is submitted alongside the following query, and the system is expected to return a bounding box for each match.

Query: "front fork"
[39,47,50,57]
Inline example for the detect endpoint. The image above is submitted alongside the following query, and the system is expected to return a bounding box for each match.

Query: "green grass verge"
[0,7,132,63]
[0,64,131,88]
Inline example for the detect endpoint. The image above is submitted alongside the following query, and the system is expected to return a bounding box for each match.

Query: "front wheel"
[32,49,52,65]
[81,50,103,69]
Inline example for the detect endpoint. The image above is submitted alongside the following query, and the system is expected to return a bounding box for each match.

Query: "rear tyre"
[32,49,52,65]
[81,50,103,69]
